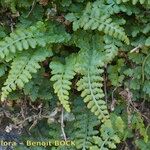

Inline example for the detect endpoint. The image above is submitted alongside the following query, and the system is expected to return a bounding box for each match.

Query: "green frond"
[72,99,120,150]
[1,48,52,101]
[68,1,129,44]
[76,49,109,122]
[74,35,119,122]
[0,21,46,60]
[0,0,18,13]
[50,54,77,112]
[91,120,120,150]
[46,22,71,44]
[131,113,149,143]
[77,67,109,122]
[0,63,7,77]
[72,99,100,150]
[103,36,119,64]
[105,0,140,15]
[23,69,52,101]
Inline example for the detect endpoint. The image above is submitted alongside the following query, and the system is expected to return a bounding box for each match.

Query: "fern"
[91,120,120,150]
[73,33,119,122]
[46,21,71,44]
[0,21,46,59]
[131,113,149,143]
[23,69,52,101]
[0,63,7,77]
[72,98,120,150]
[66,1,129,44]
[72,99,100,149]
[103,35,119,64]
[105,0,141,15]
[76,48,109,122]
[0,0,18,13]
[1,48,52,101]
[50,54,77,112]
[0,0,35,13]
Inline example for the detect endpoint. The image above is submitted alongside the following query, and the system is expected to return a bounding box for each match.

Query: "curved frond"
[1,48,52,101]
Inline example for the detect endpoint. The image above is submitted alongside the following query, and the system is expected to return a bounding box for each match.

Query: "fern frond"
[1,48,52,101]
[77,67,109,122]
[0,21,46,59]
[91,120,120,150]
[145,37,150,46]
[76,49,109,122]
[72,99,120,150]
[116,0,150,5]
[72,99,100,149]
[24,69,52,101]
[50,54,77,112]
[103,35,119,64]
[70,1,129,44]
[105,0,141,15]
[46,22,71,44]
[73,34,119,122]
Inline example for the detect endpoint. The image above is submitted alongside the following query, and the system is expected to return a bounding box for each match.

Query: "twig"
[111,87,117,111]
[130,44,142,53]
[29,120,37,131]
[26,0,36,18]
[60,108,67,141]
[111,87,117,101]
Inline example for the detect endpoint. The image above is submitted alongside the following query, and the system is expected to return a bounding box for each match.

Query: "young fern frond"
[50,54,77,112]
[70,1,129,44]
[1,48,52,101]
[116,0,150,5]
[0,21,46,59]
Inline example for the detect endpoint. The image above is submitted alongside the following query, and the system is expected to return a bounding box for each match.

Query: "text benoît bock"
[0,140,75,148]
